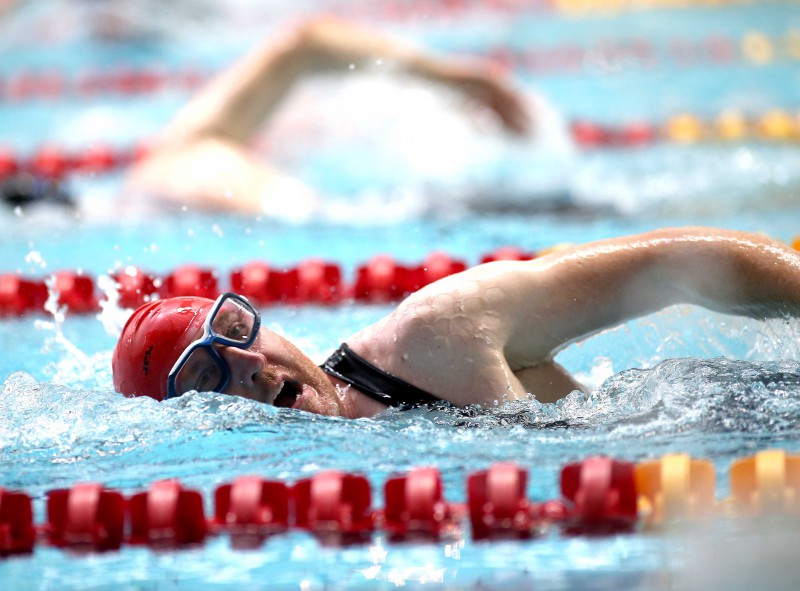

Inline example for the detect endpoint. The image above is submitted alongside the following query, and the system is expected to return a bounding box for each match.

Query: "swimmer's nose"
[218,345,263,392]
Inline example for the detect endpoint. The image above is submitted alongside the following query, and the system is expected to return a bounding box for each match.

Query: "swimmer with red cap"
[112,228,800,416]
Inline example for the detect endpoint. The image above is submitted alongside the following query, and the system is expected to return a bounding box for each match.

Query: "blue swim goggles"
[166,292,261,400]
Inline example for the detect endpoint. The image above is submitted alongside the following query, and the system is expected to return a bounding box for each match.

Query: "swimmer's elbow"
[290,15,349,58]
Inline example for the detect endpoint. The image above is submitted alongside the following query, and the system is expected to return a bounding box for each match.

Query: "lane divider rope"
[0,248,538,316]
[2,107,800,186]
[551,0,786,14]
[1,450,798,557]
[4,238,800,317]
[2,28,799,104]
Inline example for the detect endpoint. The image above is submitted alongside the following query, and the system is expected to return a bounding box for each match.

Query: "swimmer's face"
[113,294,343,415]
[202,325,345,416]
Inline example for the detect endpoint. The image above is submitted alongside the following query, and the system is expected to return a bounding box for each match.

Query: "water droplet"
[25,249,47,269]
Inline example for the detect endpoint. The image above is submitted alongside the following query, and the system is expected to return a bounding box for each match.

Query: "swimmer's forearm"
[663,229,800,317]
[500,227,800,357]
[571,227,800,318]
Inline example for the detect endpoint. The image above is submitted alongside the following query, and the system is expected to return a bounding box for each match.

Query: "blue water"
[2,1,800,589]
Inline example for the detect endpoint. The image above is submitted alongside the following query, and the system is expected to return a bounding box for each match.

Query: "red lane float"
[0,271,97,316]
[1,27,794,105]
[468,462,535,540]
[383,467,460,540]
[212,476,290,547]
[0,147,19,178]
[30,145,71,180]
[0,488,35,556]
[293,471,374,543]
[480,246,534,264]
[46,483,125,551]
[128,480,206,548]
[74,144,119,174]
[111,267,158,309]
[0,143,145,182]
[296,259,345,305]
[1,66,210,103]
[0,275,47,317]
[53,271,99,313]
[159,265,219,300]
[561,456,638,534]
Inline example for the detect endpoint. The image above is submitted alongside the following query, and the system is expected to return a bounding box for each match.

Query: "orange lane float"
[729,449,800,516]
[635,453,716,526]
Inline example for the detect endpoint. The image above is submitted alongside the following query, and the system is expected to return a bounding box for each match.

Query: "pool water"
[2,1,800,590]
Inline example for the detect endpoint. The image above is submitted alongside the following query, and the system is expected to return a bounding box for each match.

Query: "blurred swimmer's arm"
[157,16,531,147]
[464,227,800,362]
[291,17,532,136]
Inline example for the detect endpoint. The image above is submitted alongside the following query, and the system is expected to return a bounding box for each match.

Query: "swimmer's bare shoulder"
[345,267,521,406]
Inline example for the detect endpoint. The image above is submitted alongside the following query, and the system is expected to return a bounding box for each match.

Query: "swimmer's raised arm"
[160,16,531,146]
[360,227,800,407]
[488,226,800,362]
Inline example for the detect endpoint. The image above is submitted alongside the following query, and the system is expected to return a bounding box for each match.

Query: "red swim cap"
[112,297,214,401]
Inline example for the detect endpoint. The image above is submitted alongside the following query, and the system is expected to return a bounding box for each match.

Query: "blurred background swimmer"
[122,16,533,220]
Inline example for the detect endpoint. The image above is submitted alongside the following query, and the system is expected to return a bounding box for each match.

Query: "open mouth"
[273,381,300,408]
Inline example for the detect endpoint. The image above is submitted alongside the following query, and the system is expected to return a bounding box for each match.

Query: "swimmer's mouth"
[273,381,300,408]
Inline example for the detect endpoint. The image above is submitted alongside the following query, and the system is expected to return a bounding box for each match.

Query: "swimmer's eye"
[192,364,217,393]
[211,308,253,343]
[215,315,249,340]
[224,322,249,340]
